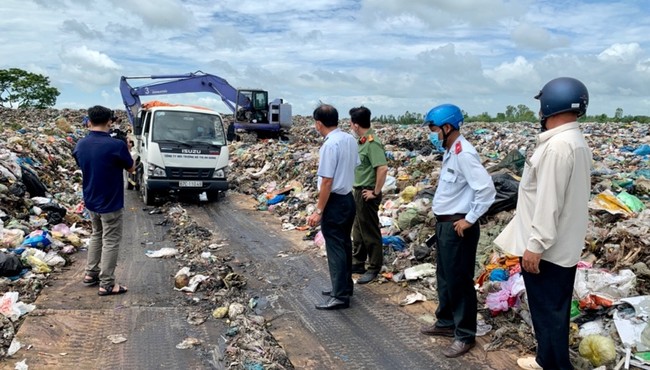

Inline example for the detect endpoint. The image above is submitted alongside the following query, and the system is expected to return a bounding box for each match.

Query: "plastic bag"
[382,235,406,251]
[0,252,24,277]
[588,190,634,216]
[399,186,418,203]
[22,230,52,248]
[579,335,616,367]
[486,173,519,215]
[0,292,36,321]
[26,255,52,273]
[0,228,25,248]
[617,191,646,213]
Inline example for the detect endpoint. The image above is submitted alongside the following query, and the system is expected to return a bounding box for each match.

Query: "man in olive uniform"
[349,106,388,284]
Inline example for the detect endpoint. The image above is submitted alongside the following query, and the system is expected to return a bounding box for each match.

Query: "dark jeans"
[435,221,479,343]
[321,192,356,302]
[521,259,576,370]
[351,188,383,272]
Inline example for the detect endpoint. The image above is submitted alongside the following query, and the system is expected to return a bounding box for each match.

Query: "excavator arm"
[119,71,247,126]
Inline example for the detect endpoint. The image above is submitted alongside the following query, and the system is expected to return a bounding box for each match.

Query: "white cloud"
[59,46,121,89]
[484,56,539,87]
[108,0,192,29]
[511,24,570,51]
[598,43,642,64]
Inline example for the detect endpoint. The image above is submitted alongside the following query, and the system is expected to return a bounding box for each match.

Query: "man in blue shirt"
[73,105,135,296]
[307,104,359,310]
[419,104,496,358]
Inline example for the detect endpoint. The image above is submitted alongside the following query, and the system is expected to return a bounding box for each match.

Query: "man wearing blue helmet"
[494,77,592,370]
[419,104,496,358]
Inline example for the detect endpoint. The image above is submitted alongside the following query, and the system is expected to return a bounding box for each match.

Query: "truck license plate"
[179,181,203,187]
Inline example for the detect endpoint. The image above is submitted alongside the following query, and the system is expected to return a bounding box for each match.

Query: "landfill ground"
[2,191,519,370]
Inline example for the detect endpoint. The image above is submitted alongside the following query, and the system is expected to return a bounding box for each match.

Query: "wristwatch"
[315,208,322,215]
[372,191,381,197]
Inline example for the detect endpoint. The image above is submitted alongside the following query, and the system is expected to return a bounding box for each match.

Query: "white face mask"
[350,123,360,138]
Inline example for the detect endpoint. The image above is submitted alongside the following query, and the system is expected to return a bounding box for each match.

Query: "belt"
[353,186,374,190]
[435,213,466,223]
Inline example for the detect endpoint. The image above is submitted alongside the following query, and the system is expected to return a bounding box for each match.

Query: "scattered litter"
[176,337,201,349]
[107,334,127,344]
[404,263,436,280]
[399,292,427,306]
[145,247,178,258]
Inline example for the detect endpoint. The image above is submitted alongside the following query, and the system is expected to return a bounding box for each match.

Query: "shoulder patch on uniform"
[454,141,462,154]
[367,134,374,142]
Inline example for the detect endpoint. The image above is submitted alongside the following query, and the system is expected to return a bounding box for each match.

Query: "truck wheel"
[207,191,221,202]
[139,173,155,205]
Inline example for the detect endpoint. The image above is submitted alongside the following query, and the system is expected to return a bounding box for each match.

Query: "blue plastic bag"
[633,144,650,156]
[382,235,407,251]
[267,194,286,205]
[21,231,52,249]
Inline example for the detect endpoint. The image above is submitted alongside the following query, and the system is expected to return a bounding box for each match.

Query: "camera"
[110,110,119,123]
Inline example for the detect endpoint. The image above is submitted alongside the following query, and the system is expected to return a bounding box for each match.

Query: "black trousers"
[351,188,383,272]
[435,221,479,343]
[521,259,576,370]
[321,192,356,302]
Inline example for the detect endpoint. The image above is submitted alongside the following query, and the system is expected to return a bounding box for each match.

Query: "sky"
[1,0,650,119]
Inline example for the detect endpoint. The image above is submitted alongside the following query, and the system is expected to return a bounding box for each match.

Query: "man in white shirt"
[307,104,360,310]
[419,104,496,358]
[494,77,592,370]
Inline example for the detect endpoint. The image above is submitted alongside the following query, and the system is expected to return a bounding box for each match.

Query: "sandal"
[98,284,128,296]
[83,275,99,286]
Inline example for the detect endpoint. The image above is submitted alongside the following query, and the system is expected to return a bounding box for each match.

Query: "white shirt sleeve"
[456,151,496,224]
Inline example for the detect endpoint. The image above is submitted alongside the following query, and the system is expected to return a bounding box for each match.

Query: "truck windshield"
[152,111,225,145]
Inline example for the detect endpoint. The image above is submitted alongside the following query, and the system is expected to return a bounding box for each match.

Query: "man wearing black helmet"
[419,104,496,358]
[494,77,593,370]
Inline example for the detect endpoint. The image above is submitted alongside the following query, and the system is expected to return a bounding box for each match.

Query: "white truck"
[120,93,229,205]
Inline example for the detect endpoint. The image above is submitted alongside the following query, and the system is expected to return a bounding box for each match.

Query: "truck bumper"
[147,179,229,193]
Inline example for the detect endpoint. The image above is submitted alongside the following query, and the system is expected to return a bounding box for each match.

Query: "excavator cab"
[235,90,269,124]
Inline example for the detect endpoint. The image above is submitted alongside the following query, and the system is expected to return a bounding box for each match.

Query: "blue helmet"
[535,77,589,120]
[423,104,463,130]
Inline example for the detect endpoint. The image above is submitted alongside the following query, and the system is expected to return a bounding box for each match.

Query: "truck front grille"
[166,167,214,179]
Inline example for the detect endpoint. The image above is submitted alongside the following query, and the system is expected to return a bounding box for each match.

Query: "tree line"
[377,105,650,125]
[2,68,649,123]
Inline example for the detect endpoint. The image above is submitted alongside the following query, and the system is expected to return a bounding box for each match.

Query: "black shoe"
[351,264,366,274]
[420,324,455,337]
[356,271,378,285]
[321,289,353,296]
[315,297,350,310]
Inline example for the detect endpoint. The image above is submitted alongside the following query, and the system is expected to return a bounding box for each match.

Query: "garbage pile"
[228,117,650,369]
[0,107,92,357]
[152,205,292,369]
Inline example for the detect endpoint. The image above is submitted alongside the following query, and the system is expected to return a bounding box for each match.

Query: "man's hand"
[307,213,321,227]
[452,219,472,237]
[522,249,542,274]
[361,189,377,201]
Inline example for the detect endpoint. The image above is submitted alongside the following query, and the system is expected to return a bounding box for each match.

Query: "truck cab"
[133,103,229,204]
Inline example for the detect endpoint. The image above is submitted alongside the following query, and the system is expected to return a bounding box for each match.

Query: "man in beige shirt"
[494,77,592,370]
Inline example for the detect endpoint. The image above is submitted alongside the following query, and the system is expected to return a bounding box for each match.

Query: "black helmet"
[535,77,589,121]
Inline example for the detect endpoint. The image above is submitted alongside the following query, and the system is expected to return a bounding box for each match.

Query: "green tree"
[614,107,623,121]
[0,68,60,108]
[516,104,536,121]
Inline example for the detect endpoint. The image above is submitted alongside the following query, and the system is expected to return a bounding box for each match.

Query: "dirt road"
[2,191,520,369]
